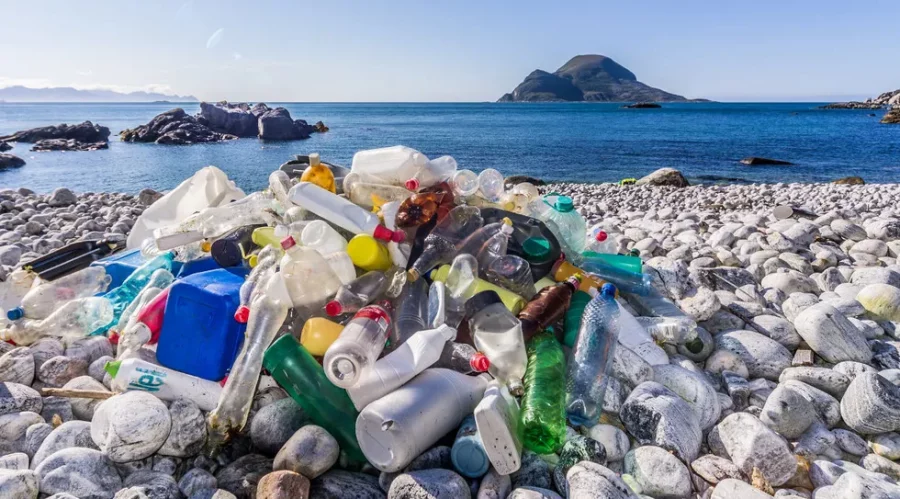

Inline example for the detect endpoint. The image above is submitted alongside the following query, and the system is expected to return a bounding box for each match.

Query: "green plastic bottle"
[519,331,567,454]
[563,290,592,348]
[263,334,365,462]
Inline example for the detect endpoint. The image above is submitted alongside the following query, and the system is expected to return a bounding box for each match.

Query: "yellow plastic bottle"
[251,227,281,249]
[300,317,344,356]
[430,265,527,314]
[347,234,392,271]
[551,259,607,294]
[299,153,336,193]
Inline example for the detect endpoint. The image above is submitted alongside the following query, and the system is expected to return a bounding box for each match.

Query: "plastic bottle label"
[128,366,167,392]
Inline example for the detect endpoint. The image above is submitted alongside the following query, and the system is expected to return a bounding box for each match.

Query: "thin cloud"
[77,70,93,76]
[206,28,225,49]
[233,52,242,60]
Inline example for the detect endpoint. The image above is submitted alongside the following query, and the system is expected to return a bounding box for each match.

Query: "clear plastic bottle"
[268,170,293,213]
[326,271,390,317]
[389,278,428,350]
[466,291,528,396]
[155,192,277,250]
[300,153,337,193]
[234,245,280,323]
[456,218,513,260]
[1,297,114,345]
[616,302,670,366]
[350,145,429,186]
[279,236,343,316]
[405,155,458,191]
[566,283,620,427]
[299,220,349,255]
[474,219,514,270]
[7,266,112,321]
[289,182,404,244]
[92,251,176,336]
[343,173,413,210]
[477,168,505,202]
[434,341,490,374]
[584,225,617,254]
[323,301,393,389]
[407,205,483,281]
[579,256,652,295]
[484,255,535,300]
[538,195,586,257]
[427,280,448,329]
[208,272,292,448]
[111,269,174,335]
[0,269,37,327]
[450,169,480,197]
[431,264,527,314]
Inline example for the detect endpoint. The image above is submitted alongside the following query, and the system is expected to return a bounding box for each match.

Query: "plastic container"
[390,278,428,350]
[111,269,173,335]
[234,245,280,323]
[405,155,458,191]
[322,251,357,285]
[323,302,393,388]
[477,208,562,281]
[484,255,535,300]
[300,317,345,356]
[584,226,618,255]
[269,170,293,212]
[90,248,154,290]
[155,268,246,381]
[379,201,412,269]
[300,153,337,193]
[450,169,480,197]
[456,219,513,260]
[520,332,567,454]
[347,324,456,410]
[350,145,429,186]
[356,369,490,472]
[343,173,413,210]
[301,220,349,255]
[451,415,490,478]
[263,335,364,462]
[92,251,177,336]
[288,182,404,243]
[579,256,651,295]
[251,227,282,252]
[7,266,112,321]
[106,358,222,411]
[210,224,264,268]
[326,271,390,317]
[517,276,580,342]
[407,205,483,281]
[430,265,527,314]
[538,194,587,257]
[477,168,505,202]
[347,234,392,272]
[616,302,670,366]
[582,252,642,274]
[0,296,113,345]
[136,286,170,344]
[434,341,490,374]
[474,381,522,475]
[566,283,620,427]
[474,219,514,271]
[466,291,528,396]
[551,258,607,294]
[562,290,592,348]
[280,236,343,316]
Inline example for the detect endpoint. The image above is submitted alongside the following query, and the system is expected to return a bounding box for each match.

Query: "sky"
[1,0,898,102]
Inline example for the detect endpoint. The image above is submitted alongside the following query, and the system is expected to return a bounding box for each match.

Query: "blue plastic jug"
[156,269,247,381]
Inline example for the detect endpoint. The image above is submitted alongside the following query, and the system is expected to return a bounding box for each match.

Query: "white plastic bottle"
[474,381,522,475]
[347,324,456,410]
[405,155,458,191]
[466,291,527,395]
[105,358,222,411]
[288,182,404,243]
[351,145,429,186]
[300,220,349,255]
[323,302,393,389]
[356,369,490,472]
[477,168,505,202]
[379,201,411,269]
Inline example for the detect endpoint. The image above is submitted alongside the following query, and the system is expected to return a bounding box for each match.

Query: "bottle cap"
[280,236,297,250]
[595,230,608,242]
[372,224,403,243]
[6,307,23,321]
[309,153,320,166]
[522,237,551,260]
[234,305,250,323]
[554,196,575,213]
[104,360,121,378]
[600,283,617,298]
[465,291,503,318]
[470,352,490,372]
[405,178,420,191]
[325,301,343,317]
[108,332,119,345]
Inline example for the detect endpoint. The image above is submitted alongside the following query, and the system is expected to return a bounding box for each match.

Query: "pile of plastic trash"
[0,145,699,478]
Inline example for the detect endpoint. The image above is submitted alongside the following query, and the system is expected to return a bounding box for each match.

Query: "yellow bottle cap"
[300,317,344,356]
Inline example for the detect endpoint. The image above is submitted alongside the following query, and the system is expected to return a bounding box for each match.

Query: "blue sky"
[1,0,898,102]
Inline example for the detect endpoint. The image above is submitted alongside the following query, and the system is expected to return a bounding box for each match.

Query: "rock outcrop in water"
[120,102,326,145]
[0,153,26,169]
[822,89,900,110]
[0,121,111,152]
[882,108,900,124]
[498,54,699,103]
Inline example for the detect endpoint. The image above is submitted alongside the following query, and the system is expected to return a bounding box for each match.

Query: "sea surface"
[0,102,897,193]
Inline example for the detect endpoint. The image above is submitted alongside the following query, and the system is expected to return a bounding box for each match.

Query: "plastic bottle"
[300,220,349,255]
[451,415,490,478]
[208,272,292,448]
[269,170,293,212]
[111,268,173,335]
[91,251,176,336]
[210,224,265,268]
[350,145,429,186]
[251,226,282,252]
[343,172,414,210]
[551,258,607,294]
[263,334,364,462]
[136,286,170,344]
[511,182,541,201]
[326,271,390,317]
[474,219,514,269]
[584,225,617,254]
[7,266,112,321]
[466,291,528,396]
[540,194,587,257]
[431,265,527,314]
[300,153,337,193]
[300,317,345,356]
[566,283,620,427]
[477,168,505,202]
[1,297,114,345]
[517,276,580,342]
[405,155,458,191]
[562,290,592,348]
[474,381,522,475]
[434,341,490,374]
[579,256,652,295]
[389,278,428,350]
[520,332,567,454]
[322,251,357,285]
[356,369,490,472]
[346,234,393,272]
[279,236,343,315]
[105,358,222,411]
[347,324,456,410]
[484,255,535,300]
[395,192,441,228]
[455,218,512,259]
[288,182,404,243]
[323,301,392,389]
[616,302,670,366]
[234,245,280,323]
[114,285,170,359]
[155,192,277,250]
[407,205,483,281]
[379,201,412,269]
[450,169,480,197]
[624,288,698,343]
[0,269,37,327]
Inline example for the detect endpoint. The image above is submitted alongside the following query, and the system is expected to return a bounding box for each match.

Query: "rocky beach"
[0,172,899,498]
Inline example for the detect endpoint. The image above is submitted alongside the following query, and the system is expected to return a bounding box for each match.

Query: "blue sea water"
[0,102,897,193]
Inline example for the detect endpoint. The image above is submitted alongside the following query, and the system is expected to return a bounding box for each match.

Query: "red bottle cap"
[280,236,297,250]
[595,231,608,242]
[108,332,119,345]
[470,352,490,372]
[405,179,420,191]
[219,375,229,387]
[234,306,250,323]
[372,225,395,243]
[325,301,343,317]
[138,287,170,344]
[391,230,405,243]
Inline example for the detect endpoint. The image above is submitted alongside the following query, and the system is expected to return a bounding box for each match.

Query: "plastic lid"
[280,235,297,250]
[595,230,608,242]
[405,178,420,191]
[6,307,23,321]
[104,360,121,378]
[522,237,551,260]
[470,352,490,372]
[372,224,404,243]
[234,305,250,323]
[465,291,503,318]
[309,153,320,166]
[600,283,617,298]
[554,196,575,213]
[325,301,343,317]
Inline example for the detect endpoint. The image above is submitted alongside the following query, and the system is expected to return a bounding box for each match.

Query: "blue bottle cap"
[600,283,617,298]
[6,307,24,321]
[554,196,575,213]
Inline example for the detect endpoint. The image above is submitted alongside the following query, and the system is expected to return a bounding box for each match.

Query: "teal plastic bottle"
[91,251,176,336]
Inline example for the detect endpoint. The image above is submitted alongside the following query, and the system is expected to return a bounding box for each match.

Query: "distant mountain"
[499,55,701,103]
[0,86,198,103]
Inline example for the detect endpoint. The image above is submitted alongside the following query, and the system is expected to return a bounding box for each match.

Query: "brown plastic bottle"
[517,275,581,342]
[395,182,455,228]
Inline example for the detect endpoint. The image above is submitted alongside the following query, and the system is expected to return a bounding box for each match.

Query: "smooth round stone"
[710,478,775,499]
[0,452,29,470]
[309,470,384,499]
[256,470,310,499]
[64,336,114,365]
[477,466,511,499]
[761,270,819,295]
[620,381,702,463]
[868,432,900,459]
[832,429,869,456]
[705,349,750,378]
[511,451,552,490]
[624,445,692,498]
[214,454,272,499]
[585,425,630,462]
[677,287,722,322]
[552,435,607,496]
[612,345,654,387]
[0,382,42,416]
[831,219,867,241]
[860,453,900,481]
[760,383,817,439]
[61,376,109,420]
[250,397,307,456]
[507,486,562,499]
[0,348,35,385]
[857,284,900,321]
[708,412,797,486]
[31,420,98,469]
[37,356,88,388]
[782,292,819,322]
[652,364,721,431]
[179,469,218,498]
[841,372,900,434]
[748,315,802,350]
[833,361,878,382]
[88,356,113,384]
[123,470,181,499]
[23,422,53,459]
[779,367,850,398]
[388,468,470,499]
[690,454,745,484]
[793,303,872,364]
[0,469,39,498]
[90,391,171,462]
[0,411,43,452]
[565,461,635,499]
[34,448,122,498]
[714,329,792,381]
[273,424,339,480]
[157,399,207,458]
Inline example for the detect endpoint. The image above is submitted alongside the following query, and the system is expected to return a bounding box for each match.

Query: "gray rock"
[506,486,562,499]
[0,381,41,416]
[552,434,607,496]
[709,479,774,499]
[833,361,878,382]
[646,257,692,300]
[782,292,819,323]
[778,367,850,398]
[677,287,722,322]
[65,336,114,364]
[28,337,65,370]
[62,376,109,420]
[157,399,207,457]
[0,452,29,470]
[785,379,842,428]
[23,422,53,458]
[624,445,692,498]
[37,355,89,387]
[699,309,746,334]
[860,453,900,481]
[250,397,306,456]
[31,420,98,469]
[0,469,40,498]
[34,447,122,499]
[586,424,630,461]
[620,381,702,462]
[273,424,339,479]
[123,470,181,499]
[794,303,871,363]
[476,466,511,499]
[868,432,900,459]
[833,428,869,456]
[388,468,470,499]
[179,468,218,497]
[214,454,272,499]
[749,315,802,350]
[714,329,792,381]
[708,412,796,486]
[760,382,817,439]
[48,188,77,207]
[0,347,35,385]
[91,391,172,462]
[0,411,43,454]
[0,245,22,266]
[309,470,385,499]
[813,466,900,499]
[511,451,552,490]
[841,371,900,434]
[690,454,745,484]
[652,363,721,430]
[761,270,819,295]
[88,356,114,384]
[189,489,237,499]
[613,344,655,387]
[138,189,163,206]
[40,396,74,423]
[706,349,750,378]
[565,461,637,499]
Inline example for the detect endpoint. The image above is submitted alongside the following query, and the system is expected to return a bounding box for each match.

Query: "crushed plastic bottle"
[279,236,343,316]
[584,224,617,254]
[268,170,293,212]
[434,341,490,374]
[466,291,528,396]
[483,255,535,300]
[91,251,176,336]
[405,155,458,191]
[326,271,390,317]
[407,205,483,281]
[520,332,567,454]
[1,297,114,345]
[323,301,393,388]
[299,153,336,193]
[389,278,428,350]
[7,266,112,321]
[234,245,280,323]
[474,218,514,270]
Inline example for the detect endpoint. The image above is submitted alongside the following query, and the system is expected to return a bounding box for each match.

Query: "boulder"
[273,424,339,479]
[624,445,692,498]
[258,108,313,140]
[198,101,259,137]
[0,154,25,169]
[31,138,108,152]
[0,121,110,143]
[740,157,794,166]
[841,371,900,434]
[833,176,865,185]
[881,108,900,124]
[620,381,702,462]
[119,108,237,145]
[565,461,636,499]
[309,470,384,499]
[857,283,900,321]
[708,412,796,486]
[215,454,272,499]
[635,168,689,188]
[31,420,98,469]
[90,391,171,462]
[388,468,470,499]
[793,303,871,363]
[0,382,42,416]
[34,448,122,499]
[714,330,792,381]
[256,470,310,499]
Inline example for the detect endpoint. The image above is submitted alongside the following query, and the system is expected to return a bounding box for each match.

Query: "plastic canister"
[347,235,392,271]
[300,317,344,356]
[451,415,489,478]
[430,265,526,314]
[356,369,490,472]
[474,382,522,475]
[155,269,246,381]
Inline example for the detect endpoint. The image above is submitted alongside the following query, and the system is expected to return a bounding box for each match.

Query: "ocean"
[0,102,897,193]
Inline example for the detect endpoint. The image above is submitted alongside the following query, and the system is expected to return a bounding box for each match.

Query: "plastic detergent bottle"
[474,381,522,475]
[350,145,429,186]
[477,168,505,202]
[323,301,393,389]
[520,332,567,454]
[451,415,490,478]
[389,278,428,350]
[434,341,490,374]
[279,236,343,314]
[91,251,176,336]
[431,265,527,314]
[566,283,620,427]
[466,291,528,396]
[407,205,483,281]
[300,220,349,255]
[105,358,222,411]
[355,368,490,472]
[234,245,280,323]
[0,297,113,345]
[343,173,413,210]
[483,255,536,301]
[517,276,580,342]
[263,335,364,462]
[347,234,393,271]
[405,155,458,191]
[346,324,456,410]
[300,153,337,193]
[299,317,344,356]
[288,182,404,243]
[326,271,390,317]
[7,266,112,321]
[208,272,292,448]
